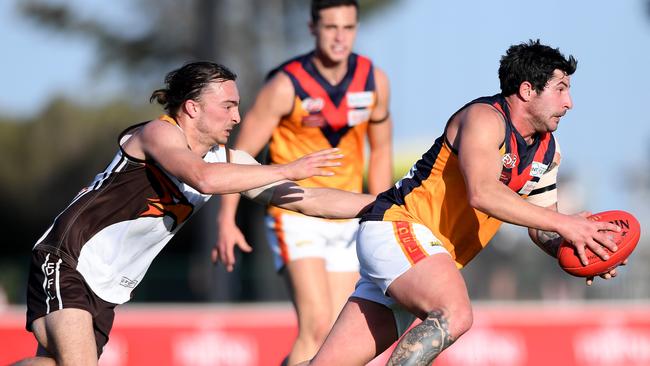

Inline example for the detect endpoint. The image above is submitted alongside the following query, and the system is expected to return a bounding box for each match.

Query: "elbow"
[188,171,213,194]
[467,189,488,212]
[193,181,211,195]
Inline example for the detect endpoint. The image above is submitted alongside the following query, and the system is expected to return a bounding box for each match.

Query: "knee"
[448,305,473,339]
[310,316,333,343]
[441,303,473,340]
[10,356,57,366]
[300,313,333,344]
[422,304,472,342]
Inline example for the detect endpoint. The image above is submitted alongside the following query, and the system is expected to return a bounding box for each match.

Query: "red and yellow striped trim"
[273,214,290,265]
[393,221,427,265]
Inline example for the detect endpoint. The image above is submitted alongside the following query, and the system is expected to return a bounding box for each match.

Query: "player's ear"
[519,81,534,102]
[183,99,200,118]
[308,21,317,36]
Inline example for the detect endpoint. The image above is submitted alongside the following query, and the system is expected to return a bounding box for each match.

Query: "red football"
[557,210,641,277]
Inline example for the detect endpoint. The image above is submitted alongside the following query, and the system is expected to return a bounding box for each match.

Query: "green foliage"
[18,0,398,81]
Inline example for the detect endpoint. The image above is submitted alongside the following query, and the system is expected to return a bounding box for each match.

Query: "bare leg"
[9,345,56,366]
[326,270,359,324]
[386,253,473,365]
[15,308,98,366]
[309,297,398,366]
[387,310,455,366]
[284,258,335,365]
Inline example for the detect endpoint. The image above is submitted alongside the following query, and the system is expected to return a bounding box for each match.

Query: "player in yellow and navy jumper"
[307,40,623,366]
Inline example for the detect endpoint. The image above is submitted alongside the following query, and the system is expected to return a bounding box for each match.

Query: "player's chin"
[219,132,231,142]
[327,49,350,62]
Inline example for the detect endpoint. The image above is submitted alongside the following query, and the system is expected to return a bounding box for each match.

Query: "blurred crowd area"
[1,0,650,309]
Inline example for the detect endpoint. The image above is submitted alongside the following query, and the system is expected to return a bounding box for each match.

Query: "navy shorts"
[26,250,117,357]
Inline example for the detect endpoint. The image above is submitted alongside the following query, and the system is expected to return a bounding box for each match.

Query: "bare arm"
[138,120,339,194]
[367,67,394,194]
[228,149,373,218]
[269,183,375,219]
[527,203,563,258]
[456,104,618,265]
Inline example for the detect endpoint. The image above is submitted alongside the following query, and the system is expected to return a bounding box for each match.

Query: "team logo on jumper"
[141,165,194,230]
[530,161,548,178]
[502,153,518,169]
[346,91,374,108]
[302,97,324,113]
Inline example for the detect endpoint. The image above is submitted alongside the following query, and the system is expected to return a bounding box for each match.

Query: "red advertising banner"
[1,302,649,366]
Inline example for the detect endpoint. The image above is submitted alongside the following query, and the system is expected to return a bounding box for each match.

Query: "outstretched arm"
[135,119,340,195]
[232,149,374,219]
[269,183,374,219]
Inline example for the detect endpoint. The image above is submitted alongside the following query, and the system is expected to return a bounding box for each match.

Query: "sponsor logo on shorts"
[43,261,58,299]
[120,276,139,288]
[429,240,443,247]
[295,240,312,247]
[394,222,427,265]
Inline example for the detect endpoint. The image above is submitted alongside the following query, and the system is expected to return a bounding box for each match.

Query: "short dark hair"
[311,0,359,23]
[150,61,237,117]
[498,39,577,96]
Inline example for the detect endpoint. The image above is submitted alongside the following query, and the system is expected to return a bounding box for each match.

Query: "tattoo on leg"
[387,310,455,366]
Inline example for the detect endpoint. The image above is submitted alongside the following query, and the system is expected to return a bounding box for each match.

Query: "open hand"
[281,148,343,181]
[557,211,620,266]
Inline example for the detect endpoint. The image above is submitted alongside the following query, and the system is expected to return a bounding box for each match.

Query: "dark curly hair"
[311,0,359,23]
[499,39,577,96]
[150,62,237,117]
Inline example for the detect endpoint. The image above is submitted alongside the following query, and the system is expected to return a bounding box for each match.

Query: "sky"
[1,0,649,218]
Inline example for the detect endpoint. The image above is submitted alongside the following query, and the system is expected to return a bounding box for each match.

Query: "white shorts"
[351,220,450,336]
[265,213,360,272]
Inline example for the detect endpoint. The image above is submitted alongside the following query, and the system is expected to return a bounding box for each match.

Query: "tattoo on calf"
[387,310,455,366]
